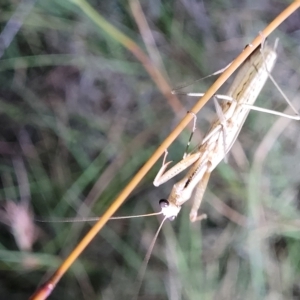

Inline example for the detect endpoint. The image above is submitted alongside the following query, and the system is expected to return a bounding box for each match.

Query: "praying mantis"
[38,40,300,225]
[27,2,300,298]
[153,39,300,223]
[31,38,300,300]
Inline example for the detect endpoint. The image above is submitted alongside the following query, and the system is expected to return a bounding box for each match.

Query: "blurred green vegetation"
[0,0,300,299]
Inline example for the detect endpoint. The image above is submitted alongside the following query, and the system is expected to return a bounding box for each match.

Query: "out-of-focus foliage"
[0,0,300,299]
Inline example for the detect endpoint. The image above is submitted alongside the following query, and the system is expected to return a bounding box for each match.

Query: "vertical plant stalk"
[30,1,300,299]
[69,0,184,115]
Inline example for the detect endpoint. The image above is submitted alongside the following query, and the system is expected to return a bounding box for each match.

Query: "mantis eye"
[159,199,169,208]
[159,199,177,221]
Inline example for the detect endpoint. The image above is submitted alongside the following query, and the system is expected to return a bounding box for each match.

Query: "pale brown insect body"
[155,44,280,222]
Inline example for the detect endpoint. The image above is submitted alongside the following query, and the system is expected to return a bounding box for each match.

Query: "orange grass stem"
[30,1,300,299]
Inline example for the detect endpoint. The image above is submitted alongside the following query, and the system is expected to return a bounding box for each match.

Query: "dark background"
[0,0,300,299]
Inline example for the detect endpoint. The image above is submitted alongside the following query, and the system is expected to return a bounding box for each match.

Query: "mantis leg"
[153,150,201,187]
[189,165,211,222]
